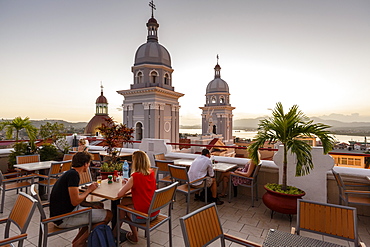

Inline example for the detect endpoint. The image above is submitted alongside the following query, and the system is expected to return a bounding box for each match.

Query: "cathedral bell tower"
[199,56,235,145]
[117,1,184,143]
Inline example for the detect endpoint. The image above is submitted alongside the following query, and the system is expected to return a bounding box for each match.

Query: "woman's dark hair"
[72,152,92,167]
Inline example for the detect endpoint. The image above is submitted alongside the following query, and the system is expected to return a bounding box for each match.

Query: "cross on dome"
[149,0,156,18]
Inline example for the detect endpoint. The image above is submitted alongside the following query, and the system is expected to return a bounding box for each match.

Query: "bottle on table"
[122,160,129,179]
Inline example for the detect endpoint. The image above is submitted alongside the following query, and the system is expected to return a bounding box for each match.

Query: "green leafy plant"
[97,117,134,172]
[100,162,123,173]
[248,102,334,192]
[8,141,38,170]
[265,183,305,195]
[39,144,63,161]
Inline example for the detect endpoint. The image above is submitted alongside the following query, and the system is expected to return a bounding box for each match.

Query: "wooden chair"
[0,170,34,213]
[168,164,207,214]
[154,159,174,186]
[89,152,102,180]
[30,184,92,247]
[116,182,178,247]
[16,154,40,164]
[228,163,262,207]
[60,160,72,172]
[153,153,166,161]
[0,192,38,247]
[292,199,365,247]
[62,153,74,161]
[79,169,106,203]
[331,169,370,207]
[16,154,40,176]
[35,162,65,201]
[180,203,261,247]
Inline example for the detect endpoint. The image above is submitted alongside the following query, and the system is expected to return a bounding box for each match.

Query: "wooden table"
[263,229,346,247]
[172,158,237,172]
[81,179,125,227]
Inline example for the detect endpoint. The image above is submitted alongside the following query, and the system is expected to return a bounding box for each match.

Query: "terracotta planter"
[100,171,114,180]
[262,185,305,215]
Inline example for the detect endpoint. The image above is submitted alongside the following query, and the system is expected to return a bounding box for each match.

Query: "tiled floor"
[1,189,370,247]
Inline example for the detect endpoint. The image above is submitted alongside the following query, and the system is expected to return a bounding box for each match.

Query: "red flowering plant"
[97,117,134,170]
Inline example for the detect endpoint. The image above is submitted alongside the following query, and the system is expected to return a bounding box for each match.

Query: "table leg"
[111,199,120,229]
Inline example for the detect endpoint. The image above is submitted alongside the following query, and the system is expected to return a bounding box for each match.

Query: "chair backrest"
[331,168,346,192]
[168,164,190,183]
[49,162,64,177]
[153,153,165,160]
[79,169,93,185]
[180,203,224,247]
[155,160,173,173]
[252,163,262,180]
[7,192,38,234]
[296,199,358,246]
[148,182,178,214]
[60,160,72,172]
[16,154,40,164]
[30,184,47,220]
[63,153,74,161]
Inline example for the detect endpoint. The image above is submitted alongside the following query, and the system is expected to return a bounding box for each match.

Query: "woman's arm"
[235,162,256,177]
[117,176,134,197]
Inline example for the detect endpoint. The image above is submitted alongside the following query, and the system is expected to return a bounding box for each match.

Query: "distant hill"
[182,117,370,136]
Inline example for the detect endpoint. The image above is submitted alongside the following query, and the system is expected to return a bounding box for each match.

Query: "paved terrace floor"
[1,189,370,247]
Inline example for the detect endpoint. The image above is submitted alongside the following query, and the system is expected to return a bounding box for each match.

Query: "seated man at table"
[50,152,113,247]
[188,149,224,205]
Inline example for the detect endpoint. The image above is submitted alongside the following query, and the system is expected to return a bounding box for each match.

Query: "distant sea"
[179,129,369,144]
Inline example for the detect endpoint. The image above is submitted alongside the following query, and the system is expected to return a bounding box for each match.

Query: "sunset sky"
[1,0,369,125]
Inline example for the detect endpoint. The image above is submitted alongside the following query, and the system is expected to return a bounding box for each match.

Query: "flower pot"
[100,171,114,180]
[262,185,305,215]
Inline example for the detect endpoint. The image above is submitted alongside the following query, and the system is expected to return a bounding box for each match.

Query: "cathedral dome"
[134,42,171,67]
[206,59,229,93]
[96,94,107,104]
[206,78,229,93]
[84,115,107,136]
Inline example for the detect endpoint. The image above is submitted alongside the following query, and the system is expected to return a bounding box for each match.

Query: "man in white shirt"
[188,149,224,205]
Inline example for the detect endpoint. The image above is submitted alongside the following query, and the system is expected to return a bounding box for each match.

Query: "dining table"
[172,158,237,172]
[80,179,125,228]
[263,229,346,247]
[14,160,57,171]
[98,151,133,158]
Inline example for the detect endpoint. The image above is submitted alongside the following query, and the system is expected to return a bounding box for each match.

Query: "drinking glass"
[97,176,102,185]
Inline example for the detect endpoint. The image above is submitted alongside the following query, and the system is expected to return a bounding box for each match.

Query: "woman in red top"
[116,151,157,244]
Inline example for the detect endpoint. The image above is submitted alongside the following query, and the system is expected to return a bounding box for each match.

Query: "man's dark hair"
[72,152,92,167]
[201,149,210,156]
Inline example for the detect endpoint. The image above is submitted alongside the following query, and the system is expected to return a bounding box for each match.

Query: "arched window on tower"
[164,73,170,85]
[211,96,216,104]
[150,71,158,83]
[135,122,143,140]
[136,71,143,84]
[220,96,225,104]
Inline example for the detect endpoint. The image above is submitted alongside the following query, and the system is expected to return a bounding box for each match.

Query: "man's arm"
[68,183,98,207]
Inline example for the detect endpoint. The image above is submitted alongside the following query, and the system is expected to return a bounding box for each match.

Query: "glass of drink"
[97,176,102,186]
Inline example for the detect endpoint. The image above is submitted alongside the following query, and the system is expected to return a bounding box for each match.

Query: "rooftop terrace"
[1,186,370,247]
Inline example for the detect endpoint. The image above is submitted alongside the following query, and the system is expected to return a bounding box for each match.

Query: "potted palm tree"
[248,102,334,215]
